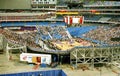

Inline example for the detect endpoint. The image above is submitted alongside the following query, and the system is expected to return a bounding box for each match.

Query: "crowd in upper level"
[85,1,120,6]
[0,13,55,21]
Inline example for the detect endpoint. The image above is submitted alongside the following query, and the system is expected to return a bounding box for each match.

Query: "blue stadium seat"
[67,26,98,37]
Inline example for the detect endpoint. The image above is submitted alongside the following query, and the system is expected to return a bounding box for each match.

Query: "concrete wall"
[0,0,31,9]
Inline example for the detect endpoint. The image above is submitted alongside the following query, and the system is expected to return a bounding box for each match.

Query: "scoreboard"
[63,16,84,25]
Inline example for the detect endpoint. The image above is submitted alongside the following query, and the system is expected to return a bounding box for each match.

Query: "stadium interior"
[0,0,120,76]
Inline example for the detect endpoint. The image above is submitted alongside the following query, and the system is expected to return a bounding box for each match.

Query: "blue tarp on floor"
[0,69,67,76]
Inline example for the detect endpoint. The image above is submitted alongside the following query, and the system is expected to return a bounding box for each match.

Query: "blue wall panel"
[0,69,67,76]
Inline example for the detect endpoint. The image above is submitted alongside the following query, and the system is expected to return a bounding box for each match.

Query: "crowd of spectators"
[84,15,120,24]
[83,25,120,46]
[1,26,70,52]
[1,29,40,48]
[0,13,55,21]
[0,27,70,50]
[108,17,120,22]
[37,26,69,40]
[48,26,69,39]
[85,1,120,6]
[1,24,120,51]
[0,28,3,34]
[35,26,93,50]
[84,15,101,21]
[1,27,70,52]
